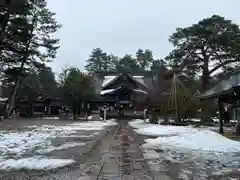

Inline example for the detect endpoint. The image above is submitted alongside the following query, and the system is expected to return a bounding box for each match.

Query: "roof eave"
[198,88,233,100]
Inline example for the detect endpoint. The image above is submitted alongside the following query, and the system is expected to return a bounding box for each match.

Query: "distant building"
[17,97,65,117]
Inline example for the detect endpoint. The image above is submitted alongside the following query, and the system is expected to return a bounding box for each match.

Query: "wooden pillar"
[217,98,224,134]
[48,106,51,115]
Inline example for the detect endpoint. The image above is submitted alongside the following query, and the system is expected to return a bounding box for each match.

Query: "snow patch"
[142,149,160,160]
[41,117,60,120]
[136,125,198,137]
[0,132,50,156]
[40,142,86,153]
[129,119,151,129]
[145,130,240,153]
[0,156,75,170]
[37,120,117,132]
[0,120,117,160]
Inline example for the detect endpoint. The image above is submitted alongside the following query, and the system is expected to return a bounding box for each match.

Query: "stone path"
[78,121,155,180]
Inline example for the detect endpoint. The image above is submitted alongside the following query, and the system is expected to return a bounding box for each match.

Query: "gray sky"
[47,0,239,73]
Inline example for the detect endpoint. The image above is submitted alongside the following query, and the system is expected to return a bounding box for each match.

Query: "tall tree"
[5,0,61,117]
[85,48,111,74]
[118,54,140,71]
[136,49,154,70]
[38,65,57,98]
[0,0,31,72]
[166,15,240,91]
[165,15,240,121]
[60,68,94,120]
[151,59,168,72]
[108,54,119,71]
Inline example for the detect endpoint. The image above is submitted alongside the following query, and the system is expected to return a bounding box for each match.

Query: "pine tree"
[85,48,112,74]
[4,0,61,117]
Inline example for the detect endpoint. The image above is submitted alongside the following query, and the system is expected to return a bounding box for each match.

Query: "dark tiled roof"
[198,79,233,99]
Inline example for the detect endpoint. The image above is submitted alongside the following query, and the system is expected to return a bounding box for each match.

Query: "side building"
[198,69,240,122]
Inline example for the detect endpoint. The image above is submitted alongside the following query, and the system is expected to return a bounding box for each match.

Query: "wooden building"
[92,71,159,110]
[17,97,65,117]
[198,69,240,122]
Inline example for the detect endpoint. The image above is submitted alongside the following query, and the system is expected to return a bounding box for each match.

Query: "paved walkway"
[78,121,155,180]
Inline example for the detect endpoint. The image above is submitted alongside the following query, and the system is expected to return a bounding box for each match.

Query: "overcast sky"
[47,0,239,73]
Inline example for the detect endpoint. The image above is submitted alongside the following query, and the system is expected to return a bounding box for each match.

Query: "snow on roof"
[133,89,148,94]
[133,76,144,84]
[101,74,146,88]
[100,88,118,95]
[101,76,116,87]
[198,79,232,99]
[101,88,148,96]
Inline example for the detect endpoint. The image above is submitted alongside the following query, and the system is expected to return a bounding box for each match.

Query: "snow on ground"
[0,131,50,157]
[41,117,60,120]
[35,119,117,135]
[145,130,240,153]
[130,119,197,136]
[129,119,152,129]
[130,119,240,154]
[187,117,238,124]
[0,156,75,170]
[142,149,160,160]
[130,119,240,178]
[136,125,197,137]
[0,119,117,170]
[202,126,233,132]
[40,142,86,154]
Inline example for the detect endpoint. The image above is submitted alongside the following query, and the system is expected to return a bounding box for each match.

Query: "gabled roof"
[101,76,116,87]
[101,73,147,89]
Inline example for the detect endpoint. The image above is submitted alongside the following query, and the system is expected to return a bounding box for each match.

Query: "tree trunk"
[6,60,25,118]
[201,64,211,123]
[0,12,10,51]
[6,9,37,118]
